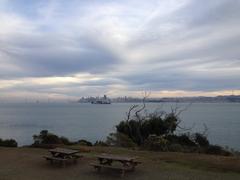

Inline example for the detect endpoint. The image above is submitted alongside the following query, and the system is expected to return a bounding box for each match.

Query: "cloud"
[0,0,240,100]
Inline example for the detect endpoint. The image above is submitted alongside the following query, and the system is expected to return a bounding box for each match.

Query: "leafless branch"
[135,91,151,121]
[126,105,139,121]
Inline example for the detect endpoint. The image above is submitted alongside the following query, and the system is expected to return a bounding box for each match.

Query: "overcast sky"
[0,0,240,101]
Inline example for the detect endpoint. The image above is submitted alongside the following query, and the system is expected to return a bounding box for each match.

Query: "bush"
[166,134,196,147]
[116,112,179,146]
[111,104,231,155]
[143,135,168,151]
[78,139,93,146]
[206,145,232,156]
[42,134,61,144]
[32,130,73,146]
[106,133,137,148]
[60,136,73,145]
[0,138,18,147]
[94,141,108,146]
[194,133,209,147]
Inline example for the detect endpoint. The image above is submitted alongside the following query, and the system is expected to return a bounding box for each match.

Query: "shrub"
[194,133,209,147]
[111,103,230,155]
[166,134,196,147]
[60,136,73,145]
[32,130,72,146]
[94,141,108,146]
[143,135,168,151]
[42,134,61,144]
[106,133,137,148]
[78,139,93,146]
[116,120,143,145]
[178,134,196,146]
[116,111,179,146]
[0,138,18,147]
[206,145,232,156]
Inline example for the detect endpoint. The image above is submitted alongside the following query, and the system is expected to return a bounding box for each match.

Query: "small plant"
[143,135,168,151]
[0,138,18,147]
[106,132,137,148]
[78,139,93,146]
[94,140,108,146]
[206,145,232,156]
[32,130,73,146]
[194,133,209,147]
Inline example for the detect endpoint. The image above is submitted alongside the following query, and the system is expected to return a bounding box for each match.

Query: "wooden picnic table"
[97,154,136,162]
[91,153,141,177]
[49,147,79,158]
[44,148,82,167]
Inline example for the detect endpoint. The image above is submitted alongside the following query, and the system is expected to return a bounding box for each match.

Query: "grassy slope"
[0,146,240,180]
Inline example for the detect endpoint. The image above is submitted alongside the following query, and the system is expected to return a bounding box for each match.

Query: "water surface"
[0,103,239,150]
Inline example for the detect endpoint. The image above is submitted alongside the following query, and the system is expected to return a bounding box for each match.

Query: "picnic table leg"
[60,160,66,168]
[131,165,135,171]
[121,169,125,177]
[97,166,101,173]
[74,158,78,164]
[50,159,53,165]
[99,158,113,166]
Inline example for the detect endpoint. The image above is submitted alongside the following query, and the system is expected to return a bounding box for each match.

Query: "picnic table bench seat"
[90,163,132,177]
[72,153,83,159]
[90,154,142,177]
[43,156,68,163]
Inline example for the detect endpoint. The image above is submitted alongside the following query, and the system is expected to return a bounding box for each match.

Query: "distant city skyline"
[0,0,240,101]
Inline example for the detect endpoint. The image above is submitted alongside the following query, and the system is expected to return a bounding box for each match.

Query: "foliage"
[94,140,108,146]
[143,135,168,151]
[32,130,73,146]
[194,133,209,147]
[0,138,18,147]
[111,99,232,156]
[106,132,137,148]
[116,111,179,146]
[206,145,232,156]
[60,136,72,145]
[167,134,197,147]
[78,139,93,146]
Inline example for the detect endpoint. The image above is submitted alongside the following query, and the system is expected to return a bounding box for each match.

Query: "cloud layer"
[0,0,240,101]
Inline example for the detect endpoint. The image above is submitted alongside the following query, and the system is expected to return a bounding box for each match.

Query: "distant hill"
[78,95,240,103]
[145,95,240,103]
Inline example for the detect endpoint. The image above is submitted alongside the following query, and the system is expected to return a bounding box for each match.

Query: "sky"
[0,0,240,102]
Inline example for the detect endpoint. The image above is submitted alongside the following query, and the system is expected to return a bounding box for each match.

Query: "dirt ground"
[0,146,240,180]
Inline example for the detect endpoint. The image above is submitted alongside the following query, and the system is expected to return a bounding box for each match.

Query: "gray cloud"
[0,0,240,99]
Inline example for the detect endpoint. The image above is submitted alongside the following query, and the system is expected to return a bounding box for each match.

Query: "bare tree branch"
[126,105,139,121]
[135,91,151,121]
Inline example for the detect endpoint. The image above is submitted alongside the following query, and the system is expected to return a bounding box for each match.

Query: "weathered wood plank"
[43,156,68,161]
[49,148,79,155]
[96,153,136,162]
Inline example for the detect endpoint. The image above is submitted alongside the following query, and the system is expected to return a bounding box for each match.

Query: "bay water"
[0,103,239,150]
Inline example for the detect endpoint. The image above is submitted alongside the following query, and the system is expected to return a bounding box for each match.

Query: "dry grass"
[0,146,239,180]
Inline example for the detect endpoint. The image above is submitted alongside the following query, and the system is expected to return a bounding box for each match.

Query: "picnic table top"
[49,148,79,155]
[96,153,137,162]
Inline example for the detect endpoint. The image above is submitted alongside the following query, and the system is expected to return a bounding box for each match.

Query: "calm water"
[0,103,239,150]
